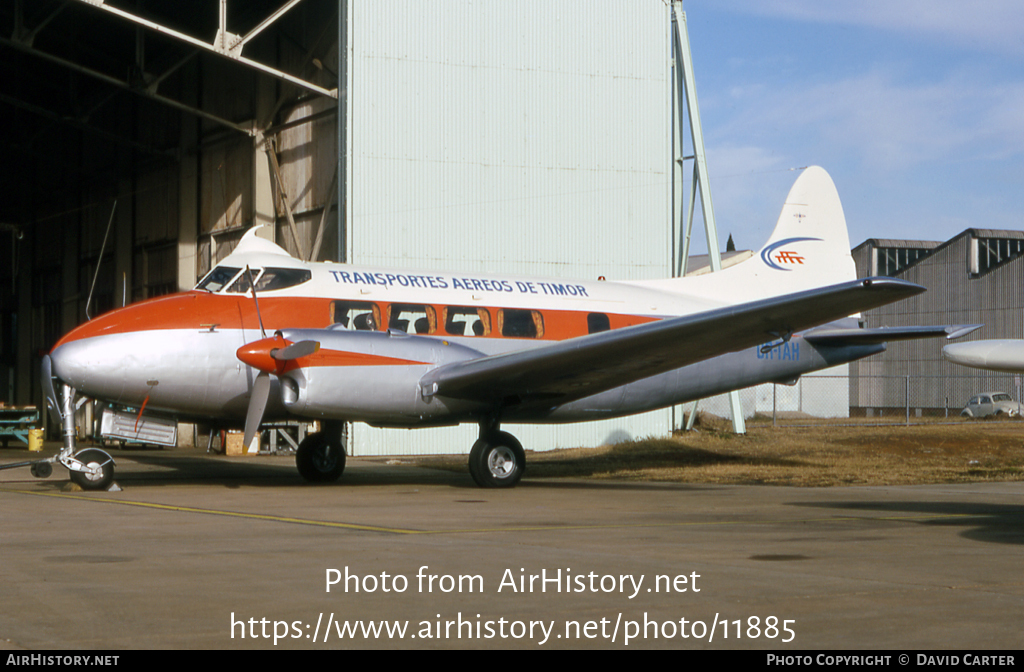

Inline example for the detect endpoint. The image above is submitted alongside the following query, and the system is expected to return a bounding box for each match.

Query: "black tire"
[30,462,52,479]
[467,439,488,487]
[296,432,346,483]
[468,431,525,488]
[69,448,115,491]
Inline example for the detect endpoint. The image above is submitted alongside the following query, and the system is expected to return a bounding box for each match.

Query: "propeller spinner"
[236,334,320,448]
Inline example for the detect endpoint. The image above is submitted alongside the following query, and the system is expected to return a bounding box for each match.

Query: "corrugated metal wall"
[344,0,673,454]
[853,231,1024,411]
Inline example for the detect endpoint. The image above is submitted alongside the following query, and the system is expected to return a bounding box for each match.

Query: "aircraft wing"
[804,324,982,346]
[420,277,924,407]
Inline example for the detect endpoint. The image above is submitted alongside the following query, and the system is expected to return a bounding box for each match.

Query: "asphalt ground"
[1,442,1022,651]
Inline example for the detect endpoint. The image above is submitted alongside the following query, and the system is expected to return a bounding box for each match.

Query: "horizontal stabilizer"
[420,276,925,408]
[804,324,981,346]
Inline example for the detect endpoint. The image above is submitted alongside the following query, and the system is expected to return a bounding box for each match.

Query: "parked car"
[961,392,1023,418]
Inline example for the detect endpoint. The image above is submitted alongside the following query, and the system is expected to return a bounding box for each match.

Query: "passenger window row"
[330,301,612,339]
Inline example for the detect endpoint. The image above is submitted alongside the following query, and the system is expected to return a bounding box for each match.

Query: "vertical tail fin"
[637,166,857,301]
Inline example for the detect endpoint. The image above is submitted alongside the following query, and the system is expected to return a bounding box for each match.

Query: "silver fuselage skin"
[50,287,881,429]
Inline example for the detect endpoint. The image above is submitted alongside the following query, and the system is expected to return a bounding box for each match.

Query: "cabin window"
[388,304,437,334]
[587,313,610,334]
[331,301,381,331]
[195,266,241,293]
[498,309,544,338]
[444,306,491,336]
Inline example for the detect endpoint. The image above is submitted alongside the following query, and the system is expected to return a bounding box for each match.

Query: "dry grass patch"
[413,415,1024,487]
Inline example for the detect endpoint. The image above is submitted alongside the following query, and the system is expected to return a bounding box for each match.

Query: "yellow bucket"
[28,428,43,452]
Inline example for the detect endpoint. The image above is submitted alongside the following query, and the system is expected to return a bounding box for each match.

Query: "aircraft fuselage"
[50,264,881,429]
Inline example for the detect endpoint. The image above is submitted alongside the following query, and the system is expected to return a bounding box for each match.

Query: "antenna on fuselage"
[85,200,116,320]
[245,265,267,339]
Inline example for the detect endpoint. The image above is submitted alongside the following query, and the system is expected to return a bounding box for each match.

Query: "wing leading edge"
[419,277,925,408]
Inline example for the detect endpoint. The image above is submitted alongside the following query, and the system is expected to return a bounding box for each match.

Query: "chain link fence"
[691,373,1024,427]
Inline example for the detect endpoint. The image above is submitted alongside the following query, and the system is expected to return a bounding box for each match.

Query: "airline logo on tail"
[761,237,822,271]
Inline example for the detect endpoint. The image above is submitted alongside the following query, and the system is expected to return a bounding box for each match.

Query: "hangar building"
[1,1,683,455]
[852,230,1024,415]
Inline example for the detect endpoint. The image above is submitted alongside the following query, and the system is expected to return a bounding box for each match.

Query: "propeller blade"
[272,340,320,361]
[243,371,272,450]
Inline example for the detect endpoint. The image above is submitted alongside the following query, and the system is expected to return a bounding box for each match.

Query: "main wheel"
[296,432,346,483]
[69,448,115,491]
[468,431,525,488]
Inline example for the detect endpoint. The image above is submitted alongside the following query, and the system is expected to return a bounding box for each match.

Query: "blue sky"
[675,0,1023,253]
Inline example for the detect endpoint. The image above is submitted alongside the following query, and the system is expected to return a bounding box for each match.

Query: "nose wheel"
[49,382,117,490]
[66,448,116,491]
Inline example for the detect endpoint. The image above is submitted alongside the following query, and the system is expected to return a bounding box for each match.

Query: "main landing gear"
[289,420,526,488]
[468,427,526,488]
[295,420,346,483]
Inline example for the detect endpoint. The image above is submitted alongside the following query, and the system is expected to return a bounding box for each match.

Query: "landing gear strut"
[53,382,116,491]
[468,427,526,488]
[296,421,346,483]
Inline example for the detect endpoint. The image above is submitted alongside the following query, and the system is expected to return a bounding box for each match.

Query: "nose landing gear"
[51,382,117,491]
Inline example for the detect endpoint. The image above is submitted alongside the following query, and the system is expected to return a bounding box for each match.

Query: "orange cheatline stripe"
[54,291,661,350]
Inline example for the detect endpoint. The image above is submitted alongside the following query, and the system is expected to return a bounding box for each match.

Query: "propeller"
[236,266,320,448]
[236,333,320,449]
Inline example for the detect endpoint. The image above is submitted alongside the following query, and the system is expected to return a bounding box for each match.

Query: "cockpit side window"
[256,267,312,291]
[195,266,242,292]
[225,268,261,293]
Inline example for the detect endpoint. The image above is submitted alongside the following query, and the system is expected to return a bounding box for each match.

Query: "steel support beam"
[671,2,745,434]
[75,0,336,99]
[229,0,306,55]
[0,36,254,136]
[263,134,308,260]
[337,0,348,264]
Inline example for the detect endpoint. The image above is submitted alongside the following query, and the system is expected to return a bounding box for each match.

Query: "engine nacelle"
[277,328,487,426]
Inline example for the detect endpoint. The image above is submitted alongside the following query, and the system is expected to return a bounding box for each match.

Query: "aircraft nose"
[942,342,987,367]
[50,334,119,397]
[944,340,1024,372]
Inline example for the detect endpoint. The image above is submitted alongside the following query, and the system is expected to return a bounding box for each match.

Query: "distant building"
[852,230,1024,415]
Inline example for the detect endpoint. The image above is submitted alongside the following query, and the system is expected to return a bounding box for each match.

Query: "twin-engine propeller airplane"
[35,166,977,490]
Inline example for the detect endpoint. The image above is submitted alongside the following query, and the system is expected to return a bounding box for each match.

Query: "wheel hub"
[488,446,516,478]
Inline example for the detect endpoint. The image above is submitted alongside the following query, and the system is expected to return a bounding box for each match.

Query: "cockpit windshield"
[195,266,241,292]
[195,265,312,294]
